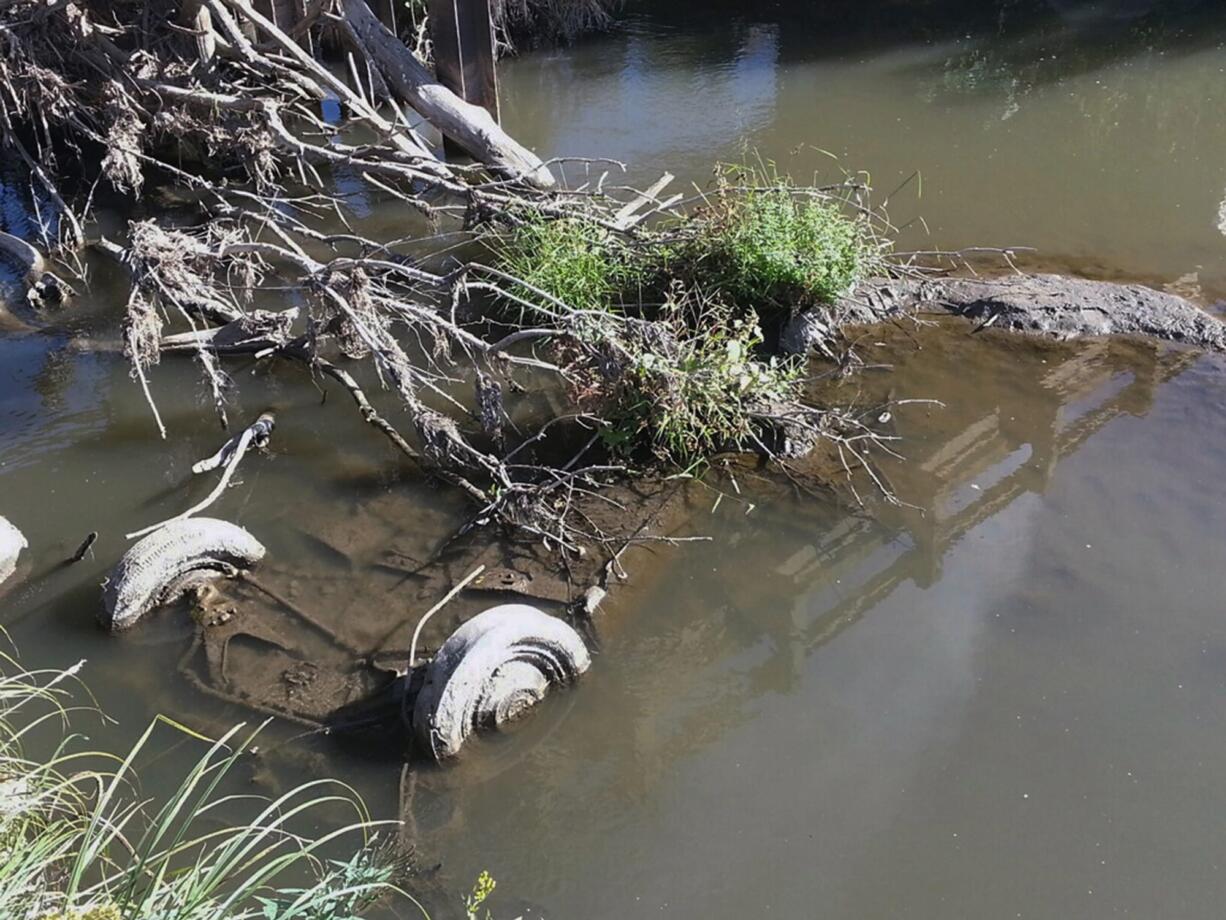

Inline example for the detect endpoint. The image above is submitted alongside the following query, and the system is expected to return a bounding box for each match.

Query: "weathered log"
[338,0,555,188]
[411,603,591,761]
[158,308,298,354]
[101,517,266,631]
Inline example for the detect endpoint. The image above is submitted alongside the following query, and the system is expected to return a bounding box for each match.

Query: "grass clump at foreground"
[0,649,422,920]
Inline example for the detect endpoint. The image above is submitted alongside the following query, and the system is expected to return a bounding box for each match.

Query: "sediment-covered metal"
[101,517,266,631]
[0,515,28,586]
[412,603,591,761]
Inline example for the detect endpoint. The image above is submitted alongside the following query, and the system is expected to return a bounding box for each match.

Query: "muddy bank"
[785,272,1226,356]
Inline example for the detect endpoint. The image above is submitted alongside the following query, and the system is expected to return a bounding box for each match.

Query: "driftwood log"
[338,0,555,188]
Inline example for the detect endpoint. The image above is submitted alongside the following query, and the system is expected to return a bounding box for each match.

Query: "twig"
[64,531,98,565]
[193,411,275,473]
[406,565,486,668]
[125,412,275,540]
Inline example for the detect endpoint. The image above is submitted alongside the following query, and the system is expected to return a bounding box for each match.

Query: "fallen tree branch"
[192,411,276,473]
[336,0,555,187]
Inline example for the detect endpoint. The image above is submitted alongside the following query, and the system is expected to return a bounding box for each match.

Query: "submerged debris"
[0,516,27,586]
[411,604,592,762]
[101,518,266,632]
[0,230,44,283]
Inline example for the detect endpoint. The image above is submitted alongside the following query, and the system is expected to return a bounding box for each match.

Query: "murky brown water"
[4,2,1226,918]
[506,0,1226,295]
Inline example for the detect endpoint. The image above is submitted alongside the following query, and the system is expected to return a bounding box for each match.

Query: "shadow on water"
[625,0,1226,76]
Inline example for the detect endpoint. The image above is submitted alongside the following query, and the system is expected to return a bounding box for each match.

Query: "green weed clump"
[0,648,419,920]
[489,162,876,467]
[495,216,644,316]
[495,165,874,321]
[464,870,497,920]
[690,167,871,309]
[606,290,804,463]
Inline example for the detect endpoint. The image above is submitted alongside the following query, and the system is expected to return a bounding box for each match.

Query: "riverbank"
[0,650,423,919]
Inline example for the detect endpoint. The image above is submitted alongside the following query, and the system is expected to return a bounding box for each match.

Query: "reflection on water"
[408,326,1226,920]
[503,0,1226,292]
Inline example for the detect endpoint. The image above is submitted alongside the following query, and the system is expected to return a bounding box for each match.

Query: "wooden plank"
[428,0,500,124]
[614,173,675,229]
[462,0,499,123]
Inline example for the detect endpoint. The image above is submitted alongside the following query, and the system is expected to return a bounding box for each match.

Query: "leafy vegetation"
[602,287,804,462]
[496,162,876,320]
[0,647,419,920]
[491,162,876,464]
[686,165,871,309]
[464,870,497,920]
[494,216,646,315]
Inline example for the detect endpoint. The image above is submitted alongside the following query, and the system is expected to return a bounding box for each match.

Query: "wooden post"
[253,0,302,34]
[370,0,398,32]
[428,0,500,126]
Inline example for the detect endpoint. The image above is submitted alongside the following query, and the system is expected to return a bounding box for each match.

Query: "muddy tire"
[101,518,265,632]
[412,604,591,762]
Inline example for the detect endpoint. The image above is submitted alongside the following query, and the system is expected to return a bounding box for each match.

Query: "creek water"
[3,1,1226,918]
